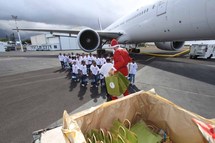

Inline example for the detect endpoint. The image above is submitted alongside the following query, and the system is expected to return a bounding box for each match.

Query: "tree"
[22,39,31,44]
[0,38,8,42]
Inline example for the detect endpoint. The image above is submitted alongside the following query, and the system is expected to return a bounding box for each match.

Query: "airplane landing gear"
[129,48,140,53]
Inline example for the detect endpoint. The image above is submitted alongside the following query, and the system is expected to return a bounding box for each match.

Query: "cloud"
[0,19,78,38]
[0,0,156,38]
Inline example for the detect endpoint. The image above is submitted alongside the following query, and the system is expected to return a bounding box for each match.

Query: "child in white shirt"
[79,60,88,87]
[58,53,64,69]
[90,60,100,87]
[99,57,113,101]
[71,61,79,82]
[128,58,138,85]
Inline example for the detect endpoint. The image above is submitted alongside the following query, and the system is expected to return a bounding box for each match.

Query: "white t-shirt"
[99,63,113,77]
[84,56,89,65]
[72,64,79,74]
[79,56,86,63]
[100,58,106,65]
[63,56,69,63]
[128,62,138,74]
[95,58,101,66]
[90,65,99,75]
[76,58,81,68]
[58,55,64,61]
[87,56,93,65]
[80,65,87,75]
[68,58,73,64]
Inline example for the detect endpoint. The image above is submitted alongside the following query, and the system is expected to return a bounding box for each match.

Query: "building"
[0,42,7,52]
[27,34,79,51]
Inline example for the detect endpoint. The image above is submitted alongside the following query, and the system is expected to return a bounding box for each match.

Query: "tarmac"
[0,47,214,143]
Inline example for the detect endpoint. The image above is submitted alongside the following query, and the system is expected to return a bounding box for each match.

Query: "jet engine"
[154,41,185,51]
[77,28,101,52]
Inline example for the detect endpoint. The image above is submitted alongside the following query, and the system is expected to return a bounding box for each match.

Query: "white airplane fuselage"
[105,0,215,44]
[17,0,215,52]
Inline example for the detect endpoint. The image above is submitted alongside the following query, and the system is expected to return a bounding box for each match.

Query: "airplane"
[15,0,215,53]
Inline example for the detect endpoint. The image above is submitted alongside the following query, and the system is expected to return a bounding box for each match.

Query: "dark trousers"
[81,75,87,85]
[91,74,99,86]
[60,61,64,69]
[71,73,79,81]
[128,74,135,84]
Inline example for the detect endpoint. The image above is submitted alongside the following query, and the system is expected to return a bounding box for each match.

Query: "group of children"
[58,52,138,88]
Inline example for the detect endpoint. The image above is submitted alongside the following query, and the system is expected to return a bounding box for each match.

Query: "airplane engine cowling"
[154,41,185,51]
[77,28,100,52]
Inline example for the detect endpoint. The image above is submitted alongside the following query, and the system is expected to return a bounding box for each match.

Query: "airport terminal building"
[27,34,79,51]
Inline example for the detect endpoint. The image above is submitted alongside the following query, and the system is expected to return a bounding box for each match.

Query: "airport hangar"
[27,34,80,51]
[27,34,131,51]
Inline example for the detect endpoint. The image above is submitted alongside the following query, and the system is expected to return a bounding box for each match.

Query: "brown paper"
[62,90,215,143]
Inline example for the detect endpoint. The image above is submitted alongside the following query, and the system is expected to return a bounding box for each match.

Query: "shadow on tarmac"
[53,68,66,73]
[53,67,141,102]
[69,80,79,92]
[78,85,87,100]
[128,84,140,93]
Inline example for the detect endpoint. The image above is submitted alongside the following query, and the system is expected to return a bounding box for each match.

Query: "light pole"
[11,15,24,52]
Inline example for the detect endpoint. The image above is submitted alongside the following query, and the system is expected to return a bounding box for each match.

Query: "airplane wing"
[15,28,123,39]
[14,28,123,52]
[15,28,80,35]
[98,31,123,39]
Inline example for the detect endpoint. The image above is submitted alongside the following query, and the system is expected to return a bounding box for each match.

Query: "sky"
[0,0,156,39]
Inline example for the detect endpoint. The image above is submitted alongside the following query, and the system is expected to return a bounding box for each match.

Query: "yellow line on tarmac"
[140,48,190,58]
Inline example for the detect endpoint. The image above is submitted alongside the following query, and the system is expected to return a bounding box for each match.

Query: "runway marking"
[136,82,215,98]
[0,76,65,90]
[0,72,61,83]
[0,57,27,61]
[206,65,215,68]
[145,57,155,62]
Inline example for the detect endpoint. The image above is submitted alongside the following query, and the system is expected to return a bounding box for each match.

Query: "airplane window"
[152,5,155,9]
[54,45,57,49]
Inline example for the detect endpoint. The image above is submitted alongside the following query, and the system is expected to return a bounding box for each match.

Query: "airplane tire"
[207,54,212,59]
[130,48,140,53]
[194,55,198,59]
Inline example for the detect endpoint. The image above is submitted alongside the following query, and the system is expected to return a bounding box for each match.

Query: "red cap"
[110,39,119,48]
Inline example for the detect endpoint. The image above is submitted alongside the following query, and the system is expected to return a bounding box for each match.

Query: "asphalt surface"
[0,48,215,143]
[134,54,215,118]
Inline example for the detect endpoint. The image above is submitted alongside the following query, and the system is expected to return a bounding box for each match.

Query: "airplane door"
[157,0,168,16]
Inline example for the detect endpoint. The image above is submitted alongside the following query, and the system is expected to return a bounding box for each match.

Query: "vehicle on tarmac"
[189,44,215,59]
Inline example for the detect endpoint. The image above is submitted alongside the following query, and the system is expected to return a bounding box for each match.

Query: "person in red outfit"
[109,39,132,100]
